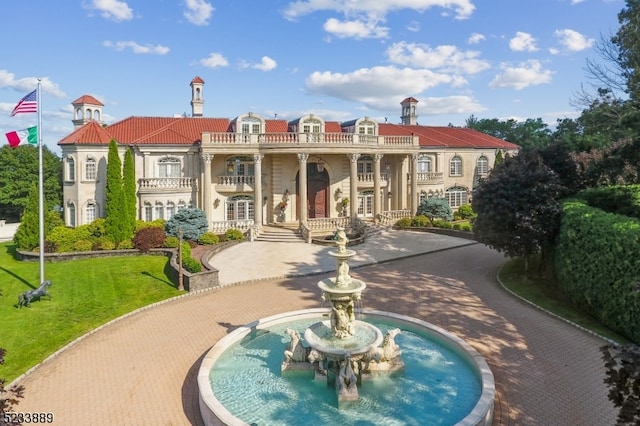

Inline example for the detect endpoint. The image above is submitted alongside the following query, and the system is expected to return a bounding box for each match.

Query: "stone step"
[256,227,305,242]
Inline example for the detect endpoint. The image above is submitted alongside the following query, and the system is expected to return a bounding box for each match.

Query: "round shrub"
[433,220,453,229]
[118,239,134,249]
[72,239,93,252]
[457,204,476,220]
[46,226,76,253]
[225,228,244,241]
[198,232,220,245]
[95,238,116,251]
[182,256,202,273]
[396,217,412,228]
[412,215,430,227]
[133,227,166,252]
[163,236,180,248]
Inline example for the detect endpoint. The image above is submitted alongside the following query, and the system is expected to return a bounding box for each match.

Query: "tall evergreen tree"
[105,139,126,244]
[122,148,137,239]
[13,183,40,250]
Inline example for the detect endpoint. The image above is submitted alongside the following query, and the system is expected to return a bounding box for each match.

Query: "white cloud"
[0,70,65,98]
[554,29,594,51]
[306,66,456,110]
[407,21,420,32]
[468,32,485,44]
[85,0,133,22]
[184,0,214,26]
[386,42,490,75]
[323,18,389,39]
[252,56,278,71]
[103,40,170,55]
[570,0,585,4]
[489,60,553,90]
[200,52,229,68]
[509,32,539,52]
[284,0,475,21]
[421,95,486,115]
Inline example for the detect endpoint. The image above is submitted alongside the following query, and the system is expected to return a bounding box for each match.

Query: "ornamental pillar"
[201,154,213,229]
[411,153,419,215]
[373,153,383,220]
[298,153,309,225]
[253,154,264,228]
[349,153,360,219]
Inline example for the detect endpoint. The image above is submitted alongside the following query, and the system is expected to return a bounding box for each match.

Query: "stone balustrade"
[216,175,255,186]
[357,173,389,183]
[138,177,197,190]
[414,172,444,184]
[202,132,417,146]
[210,219,254,235]
[377,209,411,226]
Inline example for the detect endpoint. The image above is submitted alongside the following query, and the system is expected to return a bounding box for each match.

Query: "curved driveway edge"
[13,232,617,425]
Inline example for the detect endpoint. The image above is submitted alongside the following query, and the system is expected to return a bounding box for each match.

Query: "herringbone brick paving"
[12,233,617,425]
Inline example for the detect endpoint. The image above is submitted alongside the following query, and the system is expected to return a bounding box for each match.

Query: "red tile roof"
[191,76,205,84]
[401,97,419,104]
[378,123,519,149]
[59,115,518,150]
[71,95,104,106]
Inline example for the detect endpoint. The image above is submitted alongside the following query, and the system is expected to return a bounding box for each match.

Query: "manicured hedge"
[554,198,640,343]
[576,185,640,220]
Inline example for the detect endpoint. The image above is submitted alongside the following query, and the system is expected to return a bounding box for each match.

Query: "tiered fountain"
[198,228,495,425]
[281,228,404,406]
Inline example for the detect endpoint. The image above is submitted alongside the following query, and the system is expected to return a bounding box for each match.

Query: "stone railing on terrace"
[202,132,418,147]
[301,216,353,243]
[138,177,197,190]
[358,173,389,184]
[376,209,411,226]
[210,219,255,235]
[216,175,255,186]
[414,172,444,184]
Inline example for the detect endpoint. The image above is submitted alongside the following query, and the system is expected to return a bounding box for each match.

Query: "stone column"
[349,153,360,219]
[411,153,419,215]
[298,153,309,225]
[373,153,383,220]
[399,156,408,209]
[201,154,213,229]
[253,154,264,227]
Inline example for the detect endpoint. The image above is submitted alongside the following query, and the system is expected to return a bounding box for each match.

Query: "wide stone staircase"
[256,225,305,243]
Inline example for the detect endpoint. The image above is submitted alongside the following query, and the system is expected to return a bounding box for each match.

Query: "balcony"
[201,132,418,147]
[216,175,255,192]
[357,173,389,187]
[138,177,197,193]
[408,172,444,185]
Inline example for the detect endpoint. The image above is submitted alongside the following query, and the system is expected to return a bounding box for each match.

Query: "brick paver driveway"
[15,243,617,425]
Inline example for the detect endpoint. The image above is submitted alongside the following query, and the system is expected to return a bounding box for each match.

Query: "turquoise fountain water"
[198,229,495,425]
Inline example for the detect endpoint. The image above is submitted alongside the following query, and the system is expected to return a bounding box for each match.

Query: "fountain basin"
[318,277,366,294]
[198,308,494,426]
[304,319,383,358]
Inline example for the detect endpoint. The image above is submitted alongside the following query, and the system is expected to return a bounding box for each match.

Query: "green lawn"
[499,256,632,345]
[0,242,182,382]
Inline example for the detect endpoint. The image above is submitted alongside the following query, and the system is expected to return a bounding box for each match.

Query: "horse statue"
[337,354,358,395]
[18,280,52,308]
[307,348,327,375]
[283,328,308,363]
[360,328,402,371]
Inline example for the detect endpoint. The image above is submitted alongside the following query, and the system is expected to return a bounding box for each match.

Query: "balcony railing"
[357,173,389,184]
[217,175,255,186]
[202,132,418,147]
[408,172,444,184]
[138,177,196,190]
[210,219,254,235]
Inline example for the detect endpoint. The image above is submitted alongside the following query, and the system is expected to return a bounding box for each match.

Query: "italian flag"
[5,126,38,148]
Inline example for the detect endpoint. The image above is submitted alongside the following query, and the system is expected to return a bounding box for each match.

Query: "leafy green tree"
[165,208,208,241]
[122,148,137,240]
[0,144,62,221]
[472,149,565,272]
[601,344,640,425]
[416,197,453,225]
[105,140,126,244]
[13,184,64,251]
[494,149,504,166]
[465,116,552,150]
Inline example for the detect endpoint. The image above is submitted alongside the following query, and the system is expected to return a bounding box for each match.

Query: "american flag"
[10,89,38,116]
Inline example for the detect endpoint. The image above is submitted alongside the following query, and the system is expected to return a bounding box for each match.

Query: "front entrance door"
[296,163,329,219]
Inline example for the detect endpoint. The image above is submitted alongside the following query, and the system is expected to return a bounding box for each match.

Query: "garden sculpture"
[18,280,52,308]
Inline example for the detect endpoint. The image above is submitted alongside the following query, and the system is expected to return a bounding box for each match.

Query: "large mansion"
[58,77,519,238]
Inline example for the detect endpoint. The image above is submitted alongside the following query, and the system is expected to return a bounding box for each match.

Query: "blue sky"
[0,0,624,154]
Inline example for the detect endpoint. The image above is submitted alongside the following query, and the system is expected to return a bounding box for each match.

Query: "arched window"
[449,155,462,176]
[226,195,254,221]
[417,155,432,173]
[67,202,76,227]
[66,157,75,182]
[225,156,254,176]
[158,157,181,178]
[166,202,176,220]
[94,110,101,121]
[357,190,375,217]
[85,157,96,181]
[85,202,96,223]
[155,201,164,220]
[476,155,489,176]
[445,186,468,208]
[357,155,373,174]
[144,202,153,222]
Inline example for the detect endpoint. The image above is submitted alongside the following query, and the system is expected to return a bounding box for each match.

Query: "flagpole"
[37,79,45,284]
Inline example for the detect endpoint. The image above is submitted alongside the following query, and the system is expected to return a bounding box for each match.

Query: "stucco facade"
[59,77,519,234]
